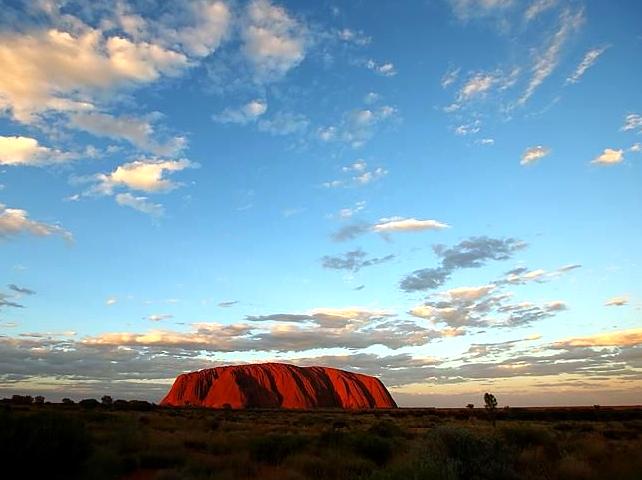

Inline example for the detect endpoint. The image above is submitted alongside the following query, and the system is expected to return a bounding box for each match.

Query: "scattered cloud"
[0,27,189,123]
[0,204,72,243]
[318,106,398,148]
[605,295,628,307]
[258,111,309,135]
[372,217,450,233]
[8,284,35,295]
[0,136,76,166]
[321,249,394,272]
[212,99,268,124]
[410,282,567,330]
[621,113,642,134]
[324,160,388,187]
[455,120,481,136]
[518,8,584,105]
[565,46,608,85]
[218,300,239,308]
[115,193,164,217]
[521,145,551,165]
[337,28,371,46]
[106,297,117,306]
[241,0,308,80]
[366,59,397,77]
[448,0,514,21]
[69,112,186,156]
[591,148,623,166]
[337,201,366,219]
[503,264,581,284]
[147,314,173,322]
[85,158,194,195]
[400,236,526,292]
[524,0,557,22]
[555,328,642,347]
[441,66,460,88]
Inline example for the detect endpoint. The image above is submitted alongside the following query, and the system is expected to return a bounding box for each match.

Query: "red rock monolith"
[160,363,397,409]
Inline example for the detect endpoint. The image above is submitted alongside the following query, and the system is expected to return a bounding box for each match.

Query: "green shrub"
[426,425,516,480]
[249,433,308,465]
[350,432,394,466]
[368,419,406,438]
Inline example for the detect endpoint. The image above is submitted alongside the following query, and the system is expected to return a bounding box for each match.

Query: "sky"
[0,0,641,407]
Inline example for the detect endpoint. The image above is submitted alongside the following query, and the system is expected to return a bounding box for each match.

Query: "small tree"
[34,395,45,405]
[466,403,474,410]
[62,398,75,405]
[484,392,498,427]
[101,395,113,406]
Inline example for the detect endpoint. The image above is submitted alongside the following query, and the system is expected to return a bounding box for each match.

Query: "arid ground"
[2,401,641,480]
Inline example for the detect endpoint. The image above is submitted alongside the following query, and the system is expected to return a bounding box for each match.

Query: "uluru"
[160,363,397,409]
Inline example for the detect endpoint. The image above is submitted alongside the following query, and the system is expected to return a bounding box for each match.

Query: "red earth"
[160,363,397,409]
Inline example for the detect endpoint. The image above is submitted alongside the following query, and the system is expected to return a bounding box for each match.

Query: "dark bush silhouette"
[101,395,113,406]
[34,395,45,405]
[11,394,33,405]
[79,398,100,409]
[62,397,75,405]
[0,410,91,479]
[484,392,498,427]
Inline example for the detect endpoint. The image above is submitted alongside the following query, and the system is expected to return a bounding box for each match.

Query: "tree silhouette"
[484,392,498,427]
[101,395,113,406]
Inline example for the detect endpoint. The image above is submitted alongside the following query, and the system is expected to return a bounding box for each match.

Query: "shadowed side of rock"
[160,363,397,409]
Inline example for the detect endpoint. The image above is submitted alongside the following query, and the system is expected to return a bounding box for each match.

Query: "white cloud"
[477,138,495,145]
[521,145,551,165]
[441,67,460,88]
[591,148,623,166]
[366,59,397,77]
[519,8,583,105]
[458,73,496,101]
[524,0,557,22]
[0,28,188,123]
[373,217,450,233]
[115,193,164,217]
[622,114,642,133]
[449,0,514,21]
[455,120,481,136]
[338,201,366,219]
[258,111,309,135]
[337,28,371,46]
[604,295,628,307]
[147,313,174,322]
[566,46,608,84]
[0,204,72,242]
[630,143,641,153]
[88,158,194,195]
[69,112,186,156]
[241,0,307,80]
[115,0,230,58]
[555,327,642,347]
[445,284,497,301]
[106,297,117,306]
[212,99,268,124]
[320,106,398,148]
[0,136,75,166]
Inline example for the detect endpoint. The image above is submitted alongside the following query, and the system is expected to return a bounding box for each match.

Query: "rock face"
[160,363,397,409]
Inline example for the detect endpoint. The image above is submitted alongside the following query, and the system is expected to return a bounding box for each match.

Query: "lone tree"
[484,392,498,427]
[101,395,113,406]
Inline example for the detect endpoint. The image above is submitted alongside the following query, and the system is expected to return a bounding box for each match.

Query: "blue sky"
[0,0,641,406]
